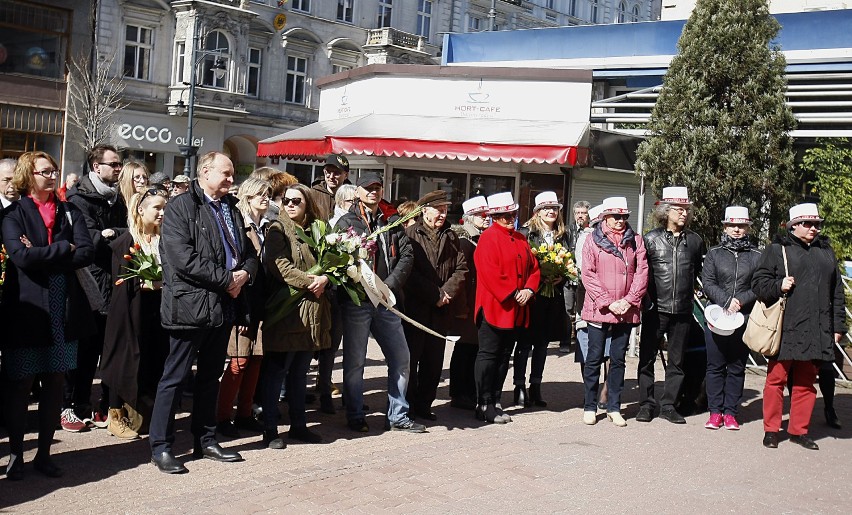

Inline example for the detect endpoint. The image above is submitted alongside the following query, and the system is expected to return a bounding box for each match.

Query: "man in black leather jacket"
[150,152,258,473]
[637,187,705,424]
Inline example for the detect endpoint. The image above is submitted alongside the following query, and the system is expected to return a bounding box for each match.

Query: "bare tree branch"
[66,52,129,151]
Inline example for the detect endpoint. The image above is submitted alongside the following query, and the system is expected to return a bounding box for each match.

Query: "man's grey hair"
[653,202,692,227]
[573,200,591,212]
[0,158,16,173]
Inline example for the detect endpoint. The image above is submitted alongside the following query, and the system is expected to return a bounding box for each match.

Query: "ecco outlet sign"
[117,123,204,147]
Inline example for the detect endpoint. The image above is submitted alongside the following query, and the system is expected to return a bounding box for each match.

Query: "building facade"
[659,0,849,20]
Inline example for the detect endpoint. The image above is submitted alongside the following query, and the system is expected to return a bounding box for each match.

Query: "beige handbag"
[743,246,788,357]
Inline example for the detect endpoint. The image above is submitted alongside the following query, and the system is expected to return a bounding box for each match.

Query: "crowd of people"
[0,148,847,480]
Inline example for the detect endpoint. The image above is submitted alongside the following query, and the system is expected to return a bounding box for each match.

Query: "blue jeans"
[583,323,631,412]
[261,350,313,431]
[341,301,411,424]
[703,325,748,416]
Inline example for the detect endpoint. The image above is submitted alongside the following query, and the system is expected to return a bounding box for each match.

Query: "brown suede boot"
[108,408,140,440]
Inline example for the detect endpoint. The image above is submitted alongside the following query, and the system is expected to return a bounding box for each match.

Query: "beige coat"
[261,216,331,353]
[226,214,267,357]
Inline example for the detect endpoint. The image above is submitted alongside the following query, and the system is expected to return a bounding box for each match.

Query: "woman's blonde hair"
[117,160,149,206]
[523,206,566,239]
[127,188,168,250]
[236,177,272,216]
[12,151,58,194]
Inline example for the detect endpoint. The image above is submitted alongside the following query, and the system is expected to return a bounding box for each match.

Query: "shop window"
[291,0,311,12]
[0,1,70,79]
[416,0,432,39]
[285,55,308,105]
[124,25,152,80]
[285,162,318,185]
[391,169,470,220]
[518,172,566,225]
[378,0,392,29]
[247,47,262,97]
[337,0,353,23]
[202,30,229,90]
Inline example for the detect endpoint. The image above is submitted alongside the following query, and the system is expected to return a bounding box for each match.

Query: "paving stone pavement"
[1,341,850,514]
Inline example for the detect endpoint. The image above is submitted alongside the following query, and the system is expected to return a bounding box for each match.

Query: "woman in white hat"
[473,192,540,424]
[700,206,761,431]
[580,197,648,426]
[512,191,570,408]
[752,203,846,450]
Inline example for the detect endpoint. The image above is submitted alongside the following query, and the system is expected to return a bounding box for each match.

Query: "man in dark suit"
[149,152,258,474]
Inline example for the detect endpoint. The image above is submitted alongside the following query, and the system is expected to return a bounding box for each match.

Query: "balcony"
[363,27,436,65]
[365,27,427,53]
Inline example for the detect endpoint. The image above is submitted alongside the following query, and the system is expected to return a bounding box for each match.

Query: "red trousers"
[763,359,818,436]
[217,356,263,422]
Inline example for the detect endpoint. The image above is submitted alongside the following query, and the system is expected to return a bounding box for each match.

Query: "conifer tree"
[635,0,796,244]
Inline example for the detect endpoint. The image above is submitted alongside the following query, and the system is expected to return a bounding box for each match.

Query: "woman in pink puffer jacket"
[580,197,648,427]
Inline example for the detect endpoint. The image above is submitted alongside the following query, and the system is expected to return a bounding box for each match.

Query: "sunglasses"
[799,221,821,230]
[98,161,123,169]
[282,197,303,206]
[36,169,60,178]
[139,187,167,205]
[609,214,629,221]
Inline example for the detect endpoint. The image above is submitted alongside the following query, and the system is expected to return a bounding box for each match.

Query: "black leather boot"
[513,385,529,407]
[529,384,547,407]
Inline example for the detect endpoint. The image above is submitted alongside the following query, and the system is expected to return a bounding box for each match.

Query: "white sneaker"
[583,411,597,425]
[607,412,627,427]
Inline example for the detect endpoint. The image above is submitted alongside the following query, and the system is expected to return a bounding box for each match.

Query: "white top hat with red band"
[533,191,563,212]
[721,206,752,225]
[588,204,604,225]
[462,196,488,216]
[600,196,630,216]
[657,186,691,206]
[486,191,519,214]
[787,203,823,228]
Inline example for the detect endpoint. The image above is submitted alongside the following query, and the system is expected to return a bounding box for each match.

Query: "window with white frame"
[173,41,186,84]
[124,25,152,80]
[416,0,431,38]
[617,1,627,22]
[291,0,310,12]
[337,0,353,22]
[631,3,640,21]
[332,63,351,74]
[285,55,308,105]
[247,47,261,97]
[202,30,229,89]
[468,16,481,32]
[590,0,599,23]
[569,0,577,17]
[378,0,392,28]
[546,0,555,9]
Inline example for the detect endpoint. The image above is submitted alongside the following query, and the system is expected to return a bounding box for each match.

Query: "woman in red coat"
[580,197,648,427]
[473,192,540,424]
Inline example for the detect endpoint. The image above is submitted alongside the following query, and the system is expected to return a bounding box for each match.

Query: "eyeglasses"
[98,161,122,169]
[282,197,303,206]
[35,169,60,178]
[670,206,690,214]
[132,175,148,183]
[324,168,345,176]
[799,221,822,230]
[609,214,629,221]
[139,187,167,205]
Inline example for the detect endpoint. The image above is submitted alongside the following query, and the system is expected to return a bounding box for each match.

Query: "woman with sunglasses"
[260,184,332,448]
[514,191,570,408]
[215,178,272,437]
[752,203,846,451]
[473,192,540,424]
[117,160,149,206]
[100,187,169,440]
[1,151,95,480]
[580,197,647,427]
[700,207,761,431]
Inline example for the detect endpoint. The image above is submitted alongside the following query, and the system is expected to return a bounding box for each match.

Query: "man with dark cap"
[310,154,351,221]
[335,172,424,434]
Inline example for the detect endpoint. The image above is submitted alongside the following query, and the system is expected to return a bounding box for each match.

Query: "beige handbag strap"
[781,245,788,276]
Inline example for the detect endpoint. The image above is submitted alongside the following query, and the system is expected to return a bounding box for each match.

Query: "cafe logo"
[453,79,501,119]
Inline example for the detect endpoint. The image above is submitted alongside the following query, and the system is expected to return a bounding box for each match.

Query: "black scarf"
[720,233,753,252]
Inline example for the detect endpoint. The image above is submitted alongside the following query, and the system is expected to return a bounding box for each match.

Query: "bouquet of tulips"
[530,242,578,297]
[115,242,162,290]
[265,207,422,326]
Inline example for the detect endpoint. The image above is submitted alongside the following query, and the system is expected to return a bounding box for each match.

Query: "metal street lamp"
[175,17,230,177]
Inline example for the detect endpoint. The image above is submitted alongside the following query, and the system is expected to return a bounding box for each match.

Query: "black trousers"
[449,342,478,402]
[5,372,64,458]
[475,320,517,405]
[149,324,231,456]
[405,325,446,414]
[64,313,108,415]
[638,310,692,410]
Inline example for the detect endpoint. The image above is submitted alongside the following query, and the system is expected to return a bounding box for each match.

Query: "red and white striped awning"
[257,114,590,166]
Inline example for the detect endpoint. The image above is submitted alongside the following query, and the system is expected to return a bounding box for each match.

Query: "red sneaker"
[723,414,740,431]
[704,413,723,430]
[60,408,89,433]
[90,411,109,429]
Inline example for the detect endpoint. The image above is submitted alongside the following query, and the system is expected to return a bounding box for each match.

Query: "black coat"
[522,227,570,343]
[702,240,761,313]
[643,227,705,315]
[451,224,480,344]
[1,197,95,349]
[66,175,128,305]
[751,233,846,362]
[159,180,258,330]
[101,231,169,407]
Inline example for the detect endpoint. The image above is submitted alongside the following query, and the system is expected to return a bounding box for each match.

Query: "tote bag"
[743,246,788,357]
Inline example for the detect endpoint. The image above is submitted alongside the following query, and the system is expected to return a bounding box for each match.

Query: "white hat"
[786,203,823,229]
[721,206,752,225]
[533,191,562,212]
[600,196,630,216]
[657,186,691,206]
[462,196,488,215]
[703,304,745,336]
[486,191,518,214]
[588,204,604,225]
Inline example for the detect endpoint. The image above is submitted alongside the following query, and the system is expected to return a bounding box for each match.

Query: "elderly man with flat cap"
[335,172,424,434]
[402,190,468,421]
[310,154,351,221]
